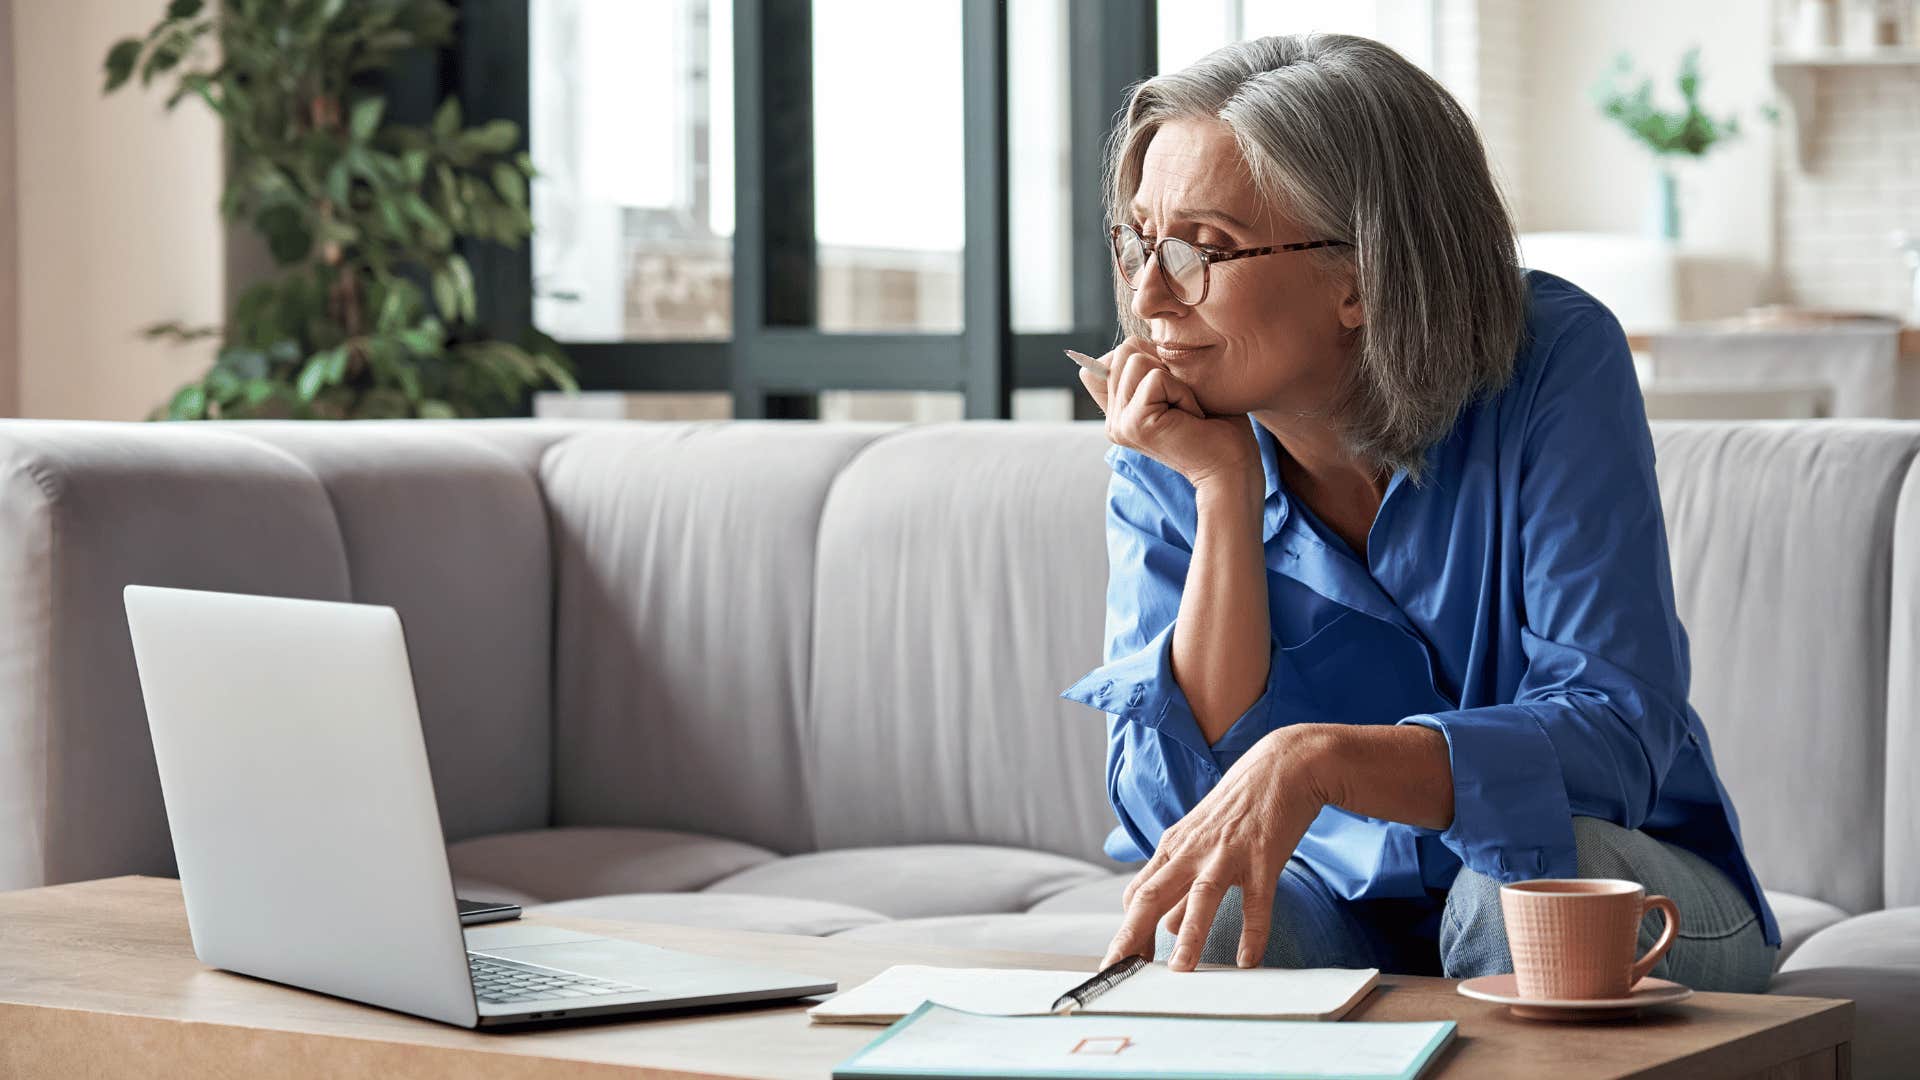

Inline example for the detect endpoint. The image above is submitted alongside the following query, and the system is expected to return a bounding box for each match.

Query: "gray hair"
[1107,33,1529,481]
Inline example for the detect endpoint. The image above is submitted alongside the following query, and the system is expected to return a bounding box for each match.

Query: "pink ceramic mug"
[1499,878,1680,1000]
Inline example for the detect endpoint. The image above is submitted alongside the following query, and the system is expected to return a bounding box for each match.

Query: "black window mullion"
[455,0,533,360]
[1065,0,1154,343]
[734,0,820,419]
[960,0,1012,419]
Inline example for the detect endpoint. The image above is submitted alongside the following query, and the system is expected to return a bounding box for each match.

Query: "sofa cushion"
[832,914,1119,959]
[1027,873,1130,914]
[1766,966,1920,1080]
[541,423,891,854]
[1780,907,1920,973]
[451,877,546,911]
[1765,890,1851,971]
[446,827,778,903]
[701,844,1113,919]
[805,422,1130,867]
[219,423,557,844]
[530,892,889,937]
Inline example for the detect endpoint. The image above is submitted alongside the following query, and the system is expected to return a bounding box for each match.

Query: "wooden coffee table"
[0,877,1852,1079]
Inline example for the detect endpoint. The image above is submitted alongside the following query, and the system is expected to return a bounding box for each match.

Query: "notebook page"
[1085,965,1379,1019]
[809,965,1087,1020]
[838,1004,1456,1079]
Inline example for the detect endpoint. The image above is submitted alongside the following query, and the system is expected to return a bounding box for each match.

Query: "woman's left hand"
[1100,725,1337,971]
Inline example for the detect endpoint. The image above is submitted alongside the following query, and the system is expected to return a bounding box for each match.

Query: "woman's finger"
[1169,869,1230,972]
[1113,348,1153,412]
[1235,871,1277,969]
[1161,894,1189,937]
[1077,368,1108,414]
[1106,868,1184,967]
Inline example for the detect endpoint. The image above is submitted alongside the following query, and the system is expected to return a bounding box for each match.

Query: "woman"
[1058,33,1779,992]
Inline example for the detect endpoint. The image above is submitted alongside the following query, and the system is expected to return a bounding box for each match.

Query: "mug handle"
[1629,894,1681,986]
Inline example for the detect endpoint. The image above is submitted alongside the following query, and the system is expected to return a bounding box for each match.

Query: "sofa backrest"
[805,422,1125,867]
[538,422,895,856]
[1651,422,1920,914]
[0,420,577,891]
[2,417,1916,910]
[794,419,1920,899]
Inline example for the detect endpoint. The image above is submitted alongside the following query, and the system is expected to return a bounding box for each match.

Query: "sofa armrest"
[0,421,351,890]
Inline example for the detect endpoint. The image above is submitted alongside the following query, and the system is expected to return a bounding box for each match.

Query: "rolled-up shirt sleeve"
[1396,308,1694,883]
[1059,446,1282,862]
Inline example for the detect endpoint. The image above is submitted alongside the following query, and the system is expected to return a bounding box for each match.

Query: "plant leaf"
[349,96,386,142]
[432,97,462,140]
[463,119,520,155]
[295,352,330,401]
[447,253,476,323]
[492,161,527,210]
[430,268,458,324]
[104,38,143,93]
[166,382,208,420]
[257,204,313,264]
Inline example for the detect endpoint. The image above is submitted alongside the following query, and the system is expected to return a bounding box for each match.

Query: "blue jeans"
[1152,816,1778,993]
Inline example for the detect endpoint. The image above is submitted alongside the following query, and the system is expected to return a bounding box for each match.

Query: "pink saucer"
[1456,973,1693,1021]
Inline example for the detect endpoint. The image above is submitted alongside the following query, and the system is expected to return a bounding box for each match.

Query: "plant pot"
[1648,167,1681,243]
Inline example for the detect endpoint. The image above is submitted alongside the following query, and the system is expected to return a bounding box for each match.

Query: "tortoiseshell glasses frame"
[1109,222,1352,306]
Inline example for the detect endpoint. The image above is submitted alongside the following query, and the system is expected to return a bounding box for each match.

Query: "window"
[1159,0,1436,75]
[530,0,735,343]
[460,0,1158,419]
[812,0,965,334]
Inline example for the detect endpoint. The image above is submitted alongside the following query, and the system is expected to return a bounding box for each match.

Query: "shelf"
[1768,49,1920,170]
[1773,47,1920,66]
[1766,47,1920,167]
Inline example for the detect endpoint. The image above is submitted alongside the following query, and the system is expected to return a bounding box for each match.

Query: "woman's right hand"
[1076,335,1260,491]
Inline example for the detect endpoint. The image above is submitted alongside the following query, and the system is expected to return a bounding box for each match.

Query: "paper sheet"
[837,1004,1456,1079]
[809,963,1379,1023]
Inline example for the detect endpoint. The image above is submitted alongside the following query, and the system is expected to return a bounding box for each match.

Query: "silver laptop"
[123,584,836,1028]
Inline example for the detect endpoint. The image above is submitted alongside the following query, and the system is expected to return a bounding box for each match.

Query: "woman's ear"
[1338,288,1365,331]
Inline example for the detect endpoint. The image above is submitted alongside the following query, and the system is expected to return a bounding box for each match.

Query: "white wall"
[10,0,225,420]
[0,0,16,418]
[1516,1,1778,277]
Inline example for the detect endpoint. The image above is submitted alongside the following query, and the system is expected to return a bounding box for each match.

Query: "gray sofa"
[1,417,1916,1074]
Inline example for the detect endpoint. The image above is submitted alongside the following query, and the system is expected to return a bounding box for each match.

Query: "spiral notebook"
[832,1002,1456,1080]
[807,962,1380,1025]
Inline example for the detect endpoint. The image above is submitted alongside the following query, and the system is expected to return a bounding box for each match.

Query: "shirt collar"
[1248,415,1286,541]
[1248,412,1440,514]
[1250,413,1282,502]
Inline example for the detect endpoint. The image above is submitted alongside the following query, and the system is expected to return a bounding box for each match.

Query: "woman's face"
[1126,116,1362,417]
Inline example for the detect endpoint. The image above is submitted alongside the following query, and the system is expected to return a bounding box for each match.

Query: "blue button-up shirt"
[1059,268,1781,949]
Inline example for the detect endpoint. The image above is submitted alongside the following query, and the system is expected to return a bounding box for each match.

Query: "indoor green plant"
[1590,46,1774,243]
[104,0,576,419]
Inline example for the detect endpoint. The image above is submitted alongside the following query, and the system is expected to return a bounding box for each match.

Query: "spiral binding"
[1051,953,1148,1014]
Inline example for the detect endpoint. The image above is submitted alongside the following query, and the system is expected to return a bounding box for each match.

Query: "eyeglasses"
[1109,223,1351,306]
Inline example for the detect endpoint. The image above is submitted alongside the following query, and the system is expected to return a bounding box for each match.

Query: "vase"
[1649,166,1681,243]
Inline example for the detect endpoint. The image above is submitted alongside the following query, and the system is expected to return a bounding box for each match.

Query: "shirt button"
[1687,730,1700,746]
[1126,685,1145,708]
[1097,680,1113,698]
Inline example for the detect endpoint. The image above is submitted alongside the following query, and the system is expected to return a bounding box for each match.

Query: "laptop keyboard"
[467,952,644,1004]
